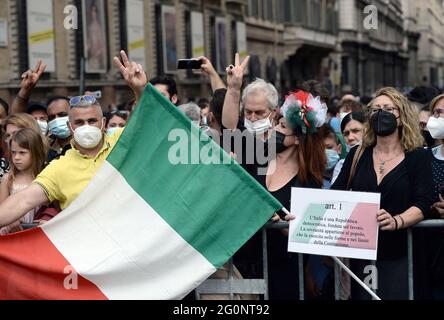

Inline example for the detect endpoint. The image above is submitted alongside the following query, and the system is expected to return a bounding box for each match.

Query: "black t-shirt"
[234,162,321,299]
[331,146,433,260]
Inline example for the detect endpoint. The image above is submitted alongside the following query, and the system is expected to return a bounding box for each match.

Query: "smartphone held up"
[177,59,203,70]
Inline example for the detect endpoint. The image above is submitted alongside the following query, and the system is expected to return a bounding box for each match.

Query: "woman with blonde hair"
[332,87,433,299]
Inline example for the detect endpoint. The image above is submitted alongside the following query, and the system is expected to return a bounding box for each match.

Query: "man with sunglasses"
[0,51,147,227]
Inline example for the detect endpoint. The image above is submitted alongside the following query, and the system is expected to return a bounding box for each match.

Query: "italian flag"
[0,85,282,300]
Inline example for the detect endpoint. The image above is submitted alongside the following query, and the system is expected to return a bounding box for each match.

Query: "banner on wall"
[161,5,177,74]
[27,0,55,72]
[236,21,247,60]
[215,17,227,73]
[191,12,204,58]
[126,0,146,69]
[0,19,8,47]
[82,0,108,73]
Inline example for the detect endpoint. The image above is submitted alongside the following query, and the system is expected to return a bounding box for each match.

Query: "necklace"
[374,150,403,175]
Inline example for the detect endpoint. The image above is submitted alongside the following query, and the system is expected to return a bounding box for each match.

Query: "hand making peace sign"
[226,53,250,91]
[113,50,148,99]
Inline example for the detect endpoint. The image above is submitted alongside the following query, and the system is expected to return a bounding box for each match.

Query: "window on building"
[248,0,259,18]
[184,10,199,79]
[341,56,349,87]
[295,0,308,25]
[155,4,164,76]
[17,0,29,73]
[263,0,274,21]
[118,0,128,55]
[282,0,292,23]
[309,0,321,29]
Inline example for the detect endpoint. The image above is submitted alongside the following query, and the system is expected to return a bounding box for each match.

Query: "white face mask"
[244,114,272,135]
[37,120,48,135]
[427,117,444,140]
[346,140,362,153]
[201,116,208,127]
[73,124,103,149]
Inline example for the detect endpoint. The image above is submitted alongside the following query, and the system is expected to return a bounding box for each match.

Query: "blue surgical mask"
[107,127,119,136]
[48,116,71,139]
[325,149,340,171]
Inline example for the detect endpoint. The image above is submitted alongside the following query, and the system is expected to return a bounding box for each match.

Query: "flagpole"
[281,207,381,301]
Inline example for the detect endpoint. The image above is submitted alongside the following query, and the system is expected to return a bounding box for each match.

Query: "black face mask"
[370,110,398,137]
[266,131,290,155]
[422,130,435,148]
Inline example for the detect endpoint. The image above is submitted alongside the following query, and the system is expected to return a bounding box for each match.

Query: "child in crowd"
[0,128,47,235]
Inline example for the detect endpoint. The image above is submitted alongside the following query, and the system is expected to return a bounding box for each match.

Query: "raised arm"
[0,184,49,227]
[221,53,250,130]
[198,56,226,92]
[113,50,148,103]
[11,60,46,114]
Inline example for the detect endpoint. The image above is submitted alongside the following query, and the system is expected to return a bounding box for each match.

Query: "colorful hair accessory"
[281,90,327,134]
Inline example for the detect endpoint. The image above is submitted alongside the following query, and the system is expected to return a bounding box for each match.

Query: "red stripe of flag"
[0,228,107,300]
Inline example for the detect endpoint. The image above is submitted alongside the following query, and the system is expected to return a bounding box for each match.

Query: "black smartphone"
[177,59,202,69]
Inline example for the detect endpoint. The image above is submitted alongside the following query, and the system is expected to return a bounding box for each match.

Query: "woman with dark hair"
[251,92,327,300]
[105,110,128,136]
[222,54,328,299]
[332,87,433,300]
[331,111,367,184]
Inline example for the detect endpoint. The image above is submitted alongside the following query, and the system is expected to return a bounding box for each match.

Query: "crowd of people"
[0,50,443,300]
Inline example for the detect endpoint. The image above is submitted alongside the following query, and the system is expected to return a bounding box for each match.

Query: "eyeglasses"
[368,106,399,116]
[432,108,444,118]
[69,95,96,107]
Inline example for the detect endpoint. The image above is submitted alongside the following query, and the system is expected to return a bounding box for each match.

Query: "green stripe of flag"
[107,84,282,268]
[291,203,328,243]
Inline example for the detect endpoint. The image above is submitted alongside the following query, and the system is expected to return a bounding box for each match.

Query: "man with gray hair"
[178,102,201,126]
[224,78,279,136]
[220,54,279,175]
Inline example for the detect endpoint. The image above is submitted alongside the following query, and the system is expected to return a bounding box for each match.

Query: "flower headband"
[280,90,327,134]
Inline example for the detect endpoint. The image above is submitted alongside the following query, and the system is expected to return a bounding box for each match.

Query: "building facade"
[0,0,249,109]
[338,0,410,96]
[246,0,339,97]
[415,0,444,88]
[0,0,442,110]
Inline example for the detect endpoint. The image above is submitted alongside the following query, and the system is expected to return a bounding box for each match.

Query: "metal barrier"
[195,221,302,300]
[408,219,444,300]
[195,219,444,300]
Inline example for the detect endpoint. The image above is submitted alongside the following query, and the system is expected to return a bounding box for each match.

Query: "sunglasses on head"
[69,95,97,107]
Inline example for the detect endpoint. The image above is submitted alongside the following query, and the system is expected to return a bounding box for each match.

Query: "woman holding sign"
[332,87,433,300]
[223,54,327,300]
